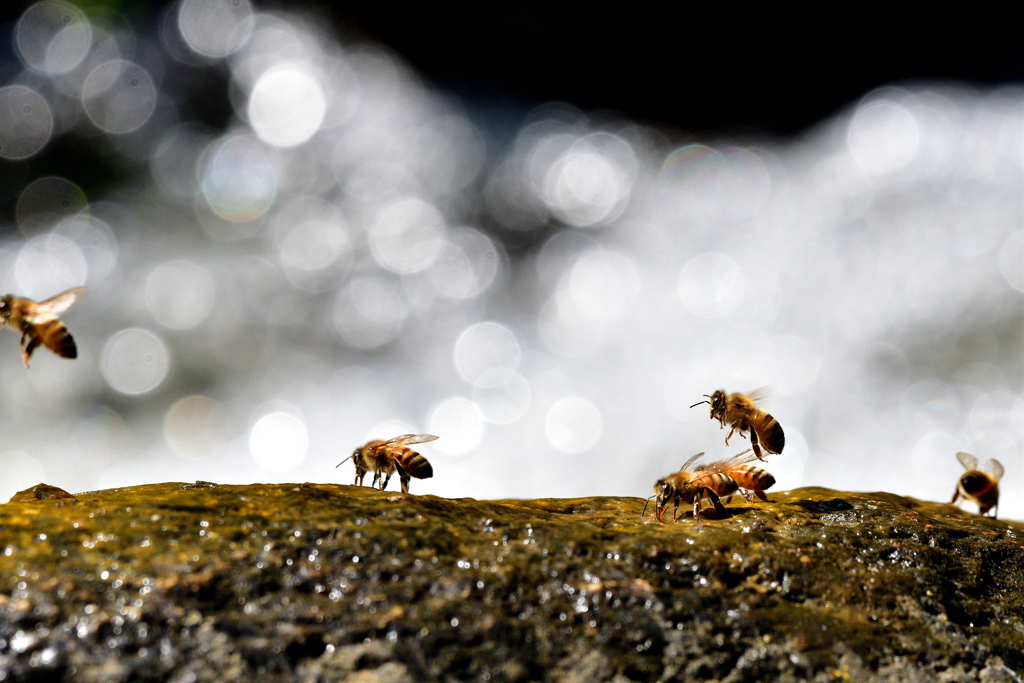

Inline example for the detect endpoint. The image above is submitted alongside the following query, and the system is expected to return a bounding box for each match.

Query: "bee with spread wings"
[337,434,437,494]
[950,451,1003,518]
[0,287,86,368]
[644,448,763,522]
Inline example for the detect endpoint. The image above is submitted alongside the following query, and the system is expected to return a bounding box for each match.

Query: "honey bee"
[691,451,776,503]
[691,389,784,462]
[644,450,743,522]
[950,451,1003,518]
[336,434,437,494]
[0,287,86,368]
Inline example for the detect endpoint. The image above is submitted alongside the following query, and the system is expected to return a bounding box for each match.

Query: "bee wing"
[23,286,86,323]
[956,451,978,471]
[679,451,705,472]
[984,458,1004,482]
[744,386,771,405]
[382,434,439,447]
[700,448,757,475]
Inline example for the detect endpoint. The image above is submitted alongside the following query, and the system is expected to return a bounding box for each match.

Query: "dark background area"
[5,1,1024,138]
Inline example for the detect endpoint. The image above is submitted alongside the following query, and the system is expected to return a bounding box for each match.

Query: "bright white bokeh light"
[178,0,253,58]
[566,248,640,324]
[249,409,308,473]
[100,328,171,395]
[53,214,118,286]
[847,100,921,174]
[677,253,745,318]
[427,227,499,299]
[145,260,216,330]
[542,134,635,227]
[15,0,92,75]
[0,86,53,160]
[472,369,531,424]
[454,322,521,384]
[332,276,408,349]
[82,61,158,134]
[370,198,446,274]
[14,234,87,301]
[164,395,229,460]
[274,201,351,272]
[428,397,485,455]
[202,135,277,221]
[545,396,603,453]
[248,66,327,148]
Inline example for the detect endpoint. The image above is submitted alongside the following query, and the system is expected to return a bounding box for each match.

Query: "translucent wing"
[984,458,1004,482]
[699,448,757,475]
[744,386,771,405]
[24,286,86,323]
[956,451,978,471]
[382,434,439,447]
[678,451,706,472]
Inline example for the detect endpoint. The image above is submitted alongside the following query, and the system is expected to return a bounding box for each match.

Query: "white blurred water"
[0,3,1022,520]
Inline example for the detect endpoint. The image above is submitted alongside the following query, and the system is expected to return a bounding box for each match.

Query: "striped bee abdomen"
[759,417,785,454]
[396,448,433,479]
[37,320,77,358]
[729,465,775,492]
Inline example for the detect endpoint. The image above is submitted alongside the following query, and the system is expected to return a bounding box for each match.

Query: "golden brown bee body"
[337,434,437,494]
[692,389,784,461]
[648,451,740,522]
[720,463,776,503]
[0,287,85,368]
[950,451,1003,518]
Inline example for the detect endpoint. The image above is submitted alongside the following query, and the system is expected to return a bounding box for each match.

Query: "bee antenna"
[641,494,655,518]
[690,399,710,409]
[335,455,353,469]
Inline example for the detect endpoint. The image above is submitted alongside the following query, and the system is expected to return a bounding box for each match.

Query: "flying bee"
[643,450,747,523]
[336,434,437,494]
[691,389,784,462]
[0,286,86,368]
[688,451,776,503]
[950,451,1003,518]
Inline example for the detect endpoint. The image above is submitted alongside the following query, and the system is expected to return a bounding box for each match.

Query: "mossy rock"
[0,482,1022,681]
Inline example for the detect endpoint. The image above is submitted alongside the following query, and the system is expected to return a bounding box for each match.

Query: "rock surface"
[0,482,1022,682]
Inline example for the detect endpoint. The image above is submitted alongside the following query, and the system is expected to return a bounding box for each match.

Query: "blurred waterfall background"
[0,0,1022,517]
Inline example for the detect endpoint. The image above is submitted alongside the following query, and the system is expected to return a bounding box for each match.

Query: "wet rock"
[0,483,1022,681]
[9,484,75,503]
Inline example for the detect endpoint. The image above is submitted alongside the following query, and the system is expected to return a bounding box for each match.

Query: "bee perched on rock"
[950,451,1003,518]
[0,287,85,368]
[337,434,437,494]
[644,451,741,522]
[691,389,784,462]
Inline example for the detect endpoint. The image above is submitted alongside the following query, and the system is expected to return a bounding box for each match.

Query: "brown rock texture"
[0,482,1022,681]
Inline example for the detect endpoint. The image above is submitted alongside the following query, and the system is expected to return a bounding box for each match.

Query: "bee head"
[0,295,9,320]
[690,390,726,417]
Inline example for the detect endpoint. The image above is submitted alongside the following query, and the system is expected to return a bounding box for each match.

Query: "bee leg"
[742,489,754,504]
[723,426,734,445]
[750,430,765,461]
[692,496,701,520]
[950,489,960,505]
[400,475,410,494]
[379,472,391,491]
[754,490,769,502]
[19,332,37,368]
[672,494,681,522]
[706,488,727,517]
[724,493,734,505]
